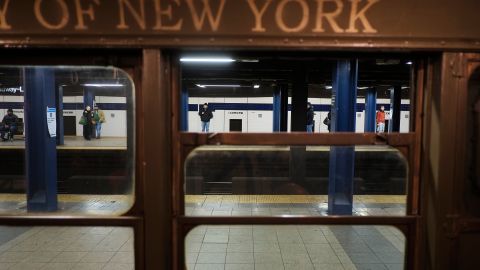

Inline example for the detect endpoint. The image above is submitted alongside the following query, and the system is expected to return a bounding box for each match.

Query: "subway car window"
[185,225,405,270]
[185,145,407,217]
[180,54,412,133]
[0,66,134,215]
[0,226,134,269]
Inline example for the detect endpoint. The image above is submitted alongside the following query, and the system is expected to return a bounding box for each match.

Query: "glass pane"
[185,225,405,270]
[0,226,134,269]
[185,146,407,216]
[0,66,134,215]
[180,54,412,133]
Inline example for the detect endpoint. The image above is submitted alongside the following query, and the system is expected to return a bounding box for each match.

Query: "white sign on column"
[46,107,56,137]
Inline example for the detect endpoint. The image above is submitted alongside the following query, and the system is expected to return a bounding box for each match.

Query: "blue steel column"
[328,60,358,215]
[390,85,401,132]
[24,67,58,212]
[56,85,64,145]
[279,84,288,131]
[273,86,281,132]
[83,88,94,109]
[180,88,189,131]
[364,88,377,132]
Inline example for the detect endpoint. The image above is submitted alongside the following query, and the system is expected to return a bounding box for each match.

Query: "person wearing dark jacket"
[199,103,213,132]
[0,108,18,141]
[323,112,331,132]
[306,102,314,132]
[82,105,94,140]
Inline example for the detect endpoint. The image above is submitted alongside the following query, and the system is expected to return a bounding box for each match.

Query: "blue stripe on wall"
[0,102,412,112]
[0,102,127,110]
[189,103,410,112]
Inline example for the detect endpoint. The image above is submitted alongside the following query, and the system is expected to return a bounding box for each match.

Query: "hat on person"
[7,108,13,112]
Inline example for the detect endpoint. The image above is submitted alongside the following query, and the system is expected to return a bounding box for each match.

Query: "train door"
[172,51,425,270]
[420,53,480,270]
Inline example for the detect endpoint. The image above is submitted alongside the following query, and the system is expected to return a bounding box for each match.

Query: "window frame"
[172,57,430,270]
[0,49,145,269]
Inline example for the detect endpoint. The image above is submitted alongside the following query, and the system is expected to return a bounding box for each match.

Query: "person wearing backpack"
[80,105,94,140]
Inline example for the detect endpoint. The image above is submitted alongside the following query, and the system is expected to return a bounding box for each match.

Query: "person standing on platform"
[323,112,331,132]
[93,105,105,139]
[199,103,213,132]
[0,108,18,141]
[306,102,314,132]
[376,105,386,133]
[80,105,94,140]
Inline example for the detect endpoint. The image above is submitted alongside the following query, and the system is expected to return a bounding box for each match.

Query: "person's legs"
[377,122,385,133]
[96,123,102,138]
[83,125,91,140]
[201,121,206,132]
[306,124,313,132]
[9,126,16,140]
[205,121,210,132]
[0,126,6,140]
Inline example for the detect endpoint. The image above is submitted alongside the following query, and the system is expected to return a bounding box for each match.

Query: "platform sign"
[46,107,56,137]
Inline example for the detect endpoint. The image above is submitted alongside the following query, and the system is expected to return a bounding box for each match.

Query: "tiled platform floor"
[0,226,134,270]
[186,195,406,216]
[0,195,406,269]
[0,194,132,215]
[186,225,405,270]
[0,136,126,149]
[185,195,406,269]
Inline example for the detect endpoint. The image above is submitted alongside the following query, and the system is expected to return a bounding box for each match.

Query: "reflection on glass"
[185,225,405,269]
[0,66,134,215]
[185,146,407,216]
[0,226,134,269]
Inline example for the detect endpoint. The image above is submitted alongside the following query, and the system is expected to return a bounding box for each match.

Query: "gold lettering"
[246,0,272,32]
[313,0,344,33]
[34,0,69,30]
[117,0,146,30]
[153,0,182,31]
[275,0,309,33]
[185,0,226,31]
[0,0,11,30]
[74,0,100,30]
[346,0,379,33]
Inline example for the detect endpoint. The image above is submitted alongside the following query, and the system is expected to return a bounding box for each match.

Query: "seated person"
[0,109,18,141]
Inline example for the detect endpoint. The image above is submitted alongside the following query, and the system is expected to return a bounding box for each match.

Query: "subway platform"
[0,194,406,269]
[0,136,127,150]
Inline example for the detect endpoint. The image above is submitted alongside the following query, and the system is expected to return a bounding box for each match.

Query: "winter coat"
[83,110,94,127]
[2,114,18,127]
[199,108,213,122]
[306,107,314,125]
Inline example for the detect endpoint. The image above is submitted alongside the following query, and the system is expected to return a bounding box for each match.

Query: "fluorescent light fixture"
[406,61,413,65]
[325,86,332,89]
[357,86,369,90]
[401,86,410,89]
[196,84,241,88]
[83,84,124,87]
[180,58,235,63]
[240,59,259,63]
[253,84,260,89]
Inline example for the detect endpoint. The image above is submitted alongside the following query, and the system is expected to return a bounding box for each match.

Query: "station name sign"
[0,0,479,46]
[0,0,381,34]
